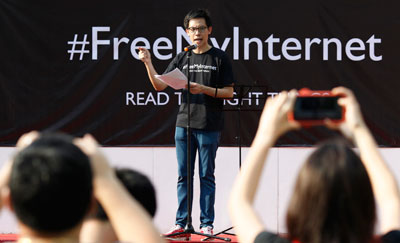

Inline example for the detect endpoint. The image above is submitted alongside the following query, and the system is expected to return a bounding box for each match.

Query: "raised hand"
[138,47,152,65]
[256,90,300,142]
[326,86,366,141]
[74,134,114,183]
[16,130,40,150]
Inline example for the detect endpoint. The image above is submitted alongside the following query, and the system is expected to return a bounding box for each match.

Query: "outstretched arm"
[138,47,168,91]
[229,91,299,243]
[75,135,165,243]
[330,87,400,234]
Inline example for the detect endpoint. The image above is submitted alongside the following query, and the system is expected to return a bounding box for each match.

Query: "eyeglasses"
[187,26,208,34]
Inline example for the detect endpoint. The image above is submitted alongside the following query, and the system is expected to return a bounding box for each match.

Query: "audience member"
[80,168,157,243]
[0,131,164,243]
[229,87,400,243]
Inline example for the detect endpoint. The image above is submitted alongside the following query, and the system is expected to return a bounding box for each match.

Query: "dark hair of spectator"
[95,168,157,220]
[9,132,93,233]
[286,139,376,243]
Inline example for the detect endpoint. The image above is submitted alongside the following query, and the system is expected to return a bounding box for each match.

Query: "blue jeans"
[175,127,220,229]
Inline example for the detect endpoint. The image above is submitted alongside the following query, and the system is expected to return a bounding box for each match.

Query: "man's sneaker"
[162,225,190,241]
[200,226,215,241]
[200,226,214,235]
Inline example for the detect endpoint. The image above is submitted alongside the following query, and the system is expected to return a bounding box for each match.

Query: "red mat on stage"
[166,234,237,243]
[0,234,17,242]
[0,234,383,242]
[0,234,237,242]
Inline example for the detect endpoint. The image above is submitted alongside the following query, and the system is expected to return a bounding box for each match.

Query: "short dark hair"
[9,132,93,233]
[94,168,157,220]
[183,9,212,29]
[286,139,376,243]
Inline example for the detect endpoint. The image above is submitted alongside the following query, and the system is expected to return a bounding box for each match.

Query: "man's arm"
[138,47,168,91]
[187,82,234,98]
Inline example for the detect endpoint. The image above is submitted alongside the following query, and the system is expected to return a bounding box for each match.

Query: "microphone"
[184,44,198,52]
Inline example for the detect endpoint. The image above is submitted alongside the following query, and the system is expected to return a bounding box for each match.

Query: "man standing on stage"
[139,9,235,237]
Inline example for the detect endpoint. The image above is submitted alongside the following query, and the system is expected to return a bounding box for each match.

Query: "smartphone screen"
[294,97,342,120]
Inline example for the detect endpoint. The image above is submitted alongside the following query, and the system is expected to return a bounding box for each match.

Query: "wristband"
[215,88,218,97]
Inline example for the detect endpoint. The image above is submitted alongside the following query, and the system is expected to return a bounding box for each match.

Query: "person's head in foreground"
[1,132,165,243]
[229,87,400,243]
[286,138,375,243]
[80,168,157,243]
[7,132,92,240]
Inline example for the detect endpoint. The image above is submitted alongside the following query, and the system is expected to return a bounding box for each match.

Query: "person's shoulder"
[169,51,187,65]
[174,51,187,60]
[176,51,187,57]
[210,47,229,57]
[381,230,400,243]
[208,47,232,64]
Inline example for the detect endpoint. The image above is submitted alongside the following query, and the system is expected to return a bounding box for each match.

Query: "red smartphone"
[288,88,345,126]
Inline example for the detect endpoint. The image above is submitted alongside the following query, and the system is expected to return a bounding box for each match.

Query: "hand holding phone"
[288,88,345,126]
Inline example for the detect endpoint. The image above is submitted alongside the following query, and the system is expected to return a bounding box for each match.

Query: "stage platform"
[166,233,237,242]
[0,234,237,242]
[0,233,385,242]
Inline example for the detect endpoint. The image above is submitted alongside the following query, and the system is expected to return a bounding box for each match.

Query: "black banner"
[1,0,400,146]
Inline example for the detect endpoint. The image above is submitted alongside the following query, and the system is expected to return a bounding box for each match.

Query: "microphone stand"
[184,46,195,235]
[165,48,231,242]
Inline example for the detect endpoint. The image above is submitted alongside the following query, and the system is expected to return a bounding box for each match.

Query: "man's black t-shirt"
[254,230,400,243]
[164,47,235,131]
